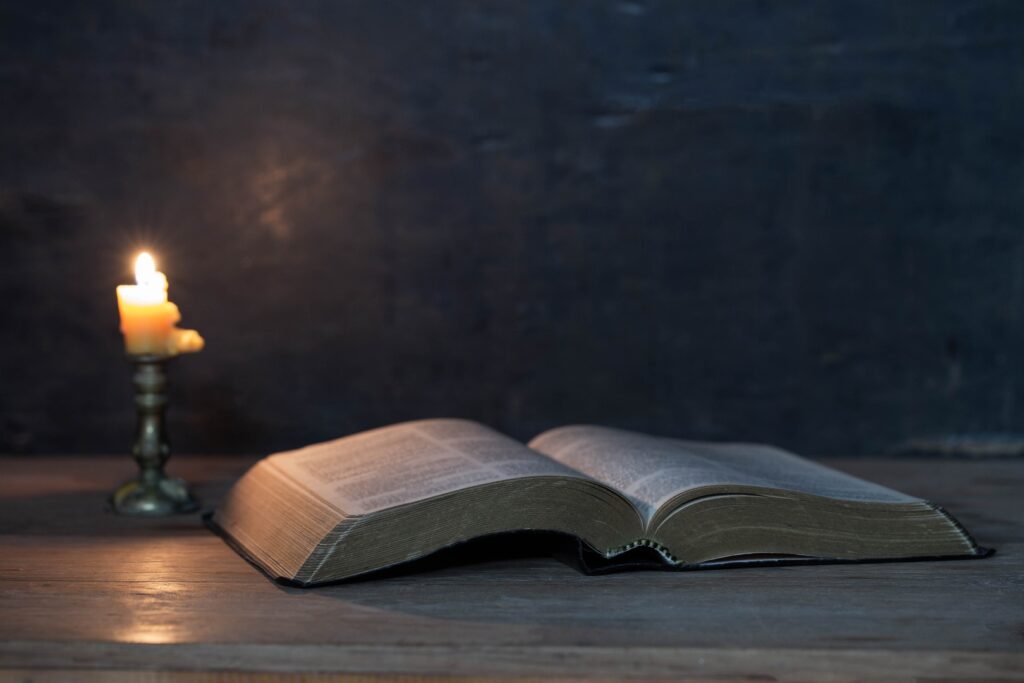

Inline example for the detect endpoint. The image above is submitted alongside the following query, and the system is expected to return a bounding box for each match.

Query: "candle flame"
[135,252,159,287]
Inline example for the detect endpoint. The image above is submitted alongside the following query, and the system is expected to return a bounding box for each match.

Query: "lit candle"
[116,252,204,356]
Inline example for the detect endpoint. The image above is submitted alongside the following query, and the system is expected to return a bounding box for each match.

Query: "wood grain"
[1,455,1022,682]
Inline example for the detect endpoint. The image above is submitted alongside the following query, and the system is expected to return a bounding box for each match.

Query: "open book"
[212,419,986,585]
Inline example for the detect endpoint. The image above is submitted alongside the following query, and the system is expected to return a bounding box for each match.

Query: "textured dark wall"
[1,1,1023,455]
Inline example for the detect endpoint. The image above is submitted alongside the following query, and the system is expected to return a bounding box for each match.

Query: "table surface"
[0,455,1021,682]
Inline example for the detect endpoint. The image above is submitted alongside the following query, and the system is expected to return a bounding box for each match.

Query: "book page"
[529,426,918,521]
[267,419,585,515]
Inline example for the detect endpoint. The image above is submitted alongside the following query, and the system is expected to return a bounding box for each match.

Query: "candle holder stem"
[111,355,199,515]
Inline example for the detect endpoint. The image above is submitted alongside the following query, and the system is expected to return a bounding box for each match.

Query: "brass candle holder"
[110,354,199,515]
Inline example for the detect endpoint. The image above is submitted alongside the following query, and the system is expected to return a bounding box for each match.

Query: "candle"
[116,252,204,356]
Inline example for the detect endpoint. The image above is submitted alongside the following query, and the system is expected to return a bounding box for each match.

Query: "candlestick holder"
[110,354,199,515]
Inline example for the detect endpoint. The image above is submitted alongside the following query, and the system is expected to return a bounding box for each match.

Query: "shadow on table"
[267,530,672,592]
[0,484,226,537]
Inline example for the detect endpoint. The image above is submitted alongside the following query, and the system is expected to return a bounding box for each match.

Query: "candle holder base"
[112,353,199,516]
[111,475,199,516]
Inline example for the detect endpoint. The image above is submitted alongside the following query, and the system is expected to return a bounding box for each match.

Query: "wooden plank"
[2,535,1022,651]
[0,673,680,683]
[2,643,1022,682]
[0,455,1022,682]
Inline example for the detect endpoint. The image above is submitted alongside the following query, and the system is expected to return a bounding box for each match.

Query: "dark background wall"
[1,0,1022,456]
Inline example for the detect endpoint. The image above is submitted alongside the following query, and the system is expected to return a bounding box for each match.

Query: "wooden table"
[1,455,1021,682]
